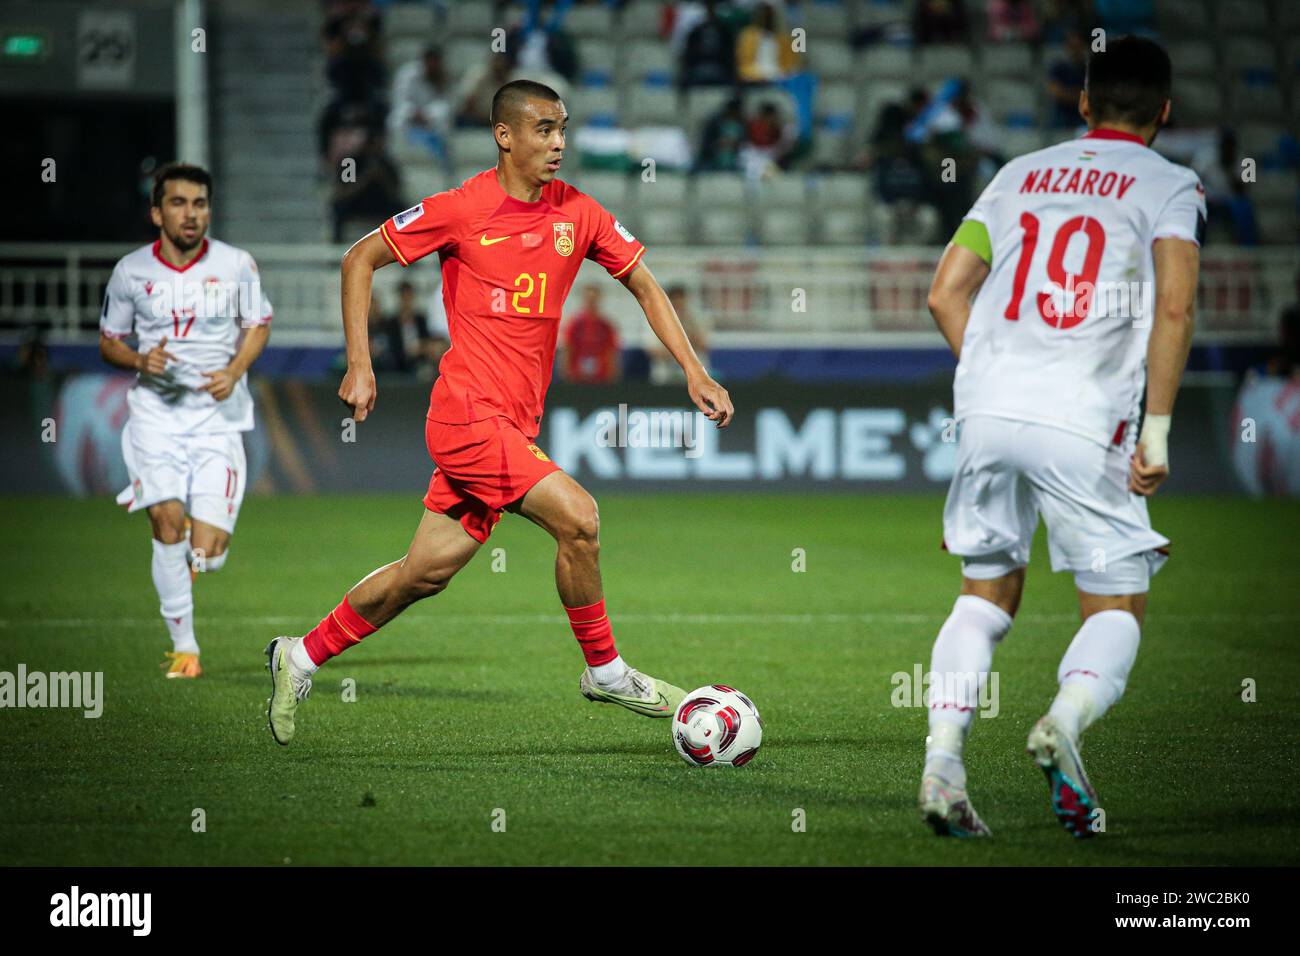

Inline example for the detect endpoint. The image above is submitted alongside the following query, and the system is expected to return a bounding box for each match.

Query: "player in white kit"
[917,38,1204,837]
[99,164,273,679]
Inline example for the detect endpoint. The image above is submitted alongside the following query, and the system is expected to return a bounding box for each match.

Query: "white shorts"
[116,420,248,534]
[942,415,1169,595]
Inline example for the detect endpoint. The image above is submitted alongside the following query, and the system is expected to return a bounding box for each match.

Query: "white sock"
[1048,609,1141,740]
[925,716,969,788]
[924,594,1013,785]
[590,654,629,688]
[152,539,197,654]
[289,636,319,675]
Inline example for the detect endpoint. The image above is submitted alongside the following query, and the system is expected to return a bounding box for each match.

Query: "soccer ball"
[672,685,762,767]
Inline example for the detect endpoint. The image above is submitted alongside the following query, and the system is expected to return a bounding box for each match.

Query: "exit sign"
[2,31,50,62]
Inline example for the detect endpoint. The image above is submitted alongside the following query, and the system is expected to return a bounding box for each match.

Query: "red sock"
[302,595,378,665]
[566,598,617,666]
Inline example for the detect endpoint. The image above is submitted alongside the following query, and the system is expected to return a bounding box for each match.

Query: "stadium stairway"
[210,0,326,243]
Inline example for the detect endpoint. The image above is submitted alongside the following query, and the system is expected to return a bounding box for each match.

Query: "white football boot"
[579,665,684,718]
[1027,715,1100,839]
[919,773,992,837]
[266,637,313,745]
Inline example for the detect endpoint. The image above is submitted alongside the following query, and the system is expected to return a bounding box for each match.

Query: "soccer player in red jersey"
[266,81,732,744]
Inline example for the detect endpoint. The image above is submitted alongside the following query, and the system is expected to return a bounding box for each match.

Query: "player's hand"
[688,372,733,428]
[339,364,377,422]
[201,366,237,402]
[1128,445,1169,496]
[138,337,177,376]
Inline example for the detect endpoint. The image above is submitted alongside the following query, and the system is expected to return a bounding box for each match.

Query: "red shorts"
[423,416,561,543]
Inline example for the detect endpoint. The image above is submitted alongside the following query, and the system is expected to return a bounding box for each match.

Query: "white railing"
[1,242,1294,346]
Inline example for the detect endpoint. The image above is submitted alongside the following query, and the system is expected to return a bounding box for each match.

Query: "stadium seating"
[354,0,1297,250]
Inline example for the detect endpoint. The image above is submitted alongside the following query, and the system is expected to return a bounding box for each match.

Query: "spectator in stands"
[383,281,441,378]
[1040,0,1092,43]
[912,79,978,240]
[985,0,1040,43]
[320,97,373,170]
[1046,29,1088,128]
[950,79,1003,168]
[1204,128,1260,246]
[559,286,622,385]
[679,0,737,89]
[322,1,386,108]
[669,0,751,46]
[331,128,403,242]
[736,2,800,83]
[855,87,929,207]
[1040,0,1093,44]
[649,285,710,385]
[741,100,799,178]
[319,2,386,172]
[912,0,970,46]
[510,1,580,85]
[456,53,515,127]
[666,1,706,52]
[454,49,572,130]
[696,94,747,171]
[388,45,453,164]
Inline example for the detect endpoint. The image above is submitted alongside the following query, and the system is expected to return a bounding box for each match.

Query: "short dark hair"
[151,162,212,208]
[1085,35,1171,128]
[490,79,563,128]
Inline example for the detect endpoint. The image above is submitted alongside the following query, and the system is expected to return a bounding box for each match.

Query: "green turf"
[0,494,1297,866]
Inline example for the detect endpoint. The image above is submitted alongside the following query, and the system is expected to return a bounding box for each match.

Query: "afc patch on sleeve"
[393,202,425,231]
[614,219,636,242]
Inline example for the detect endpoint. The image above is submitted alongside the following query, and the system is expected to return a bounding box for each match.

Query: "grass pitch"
[0,493,1296,866]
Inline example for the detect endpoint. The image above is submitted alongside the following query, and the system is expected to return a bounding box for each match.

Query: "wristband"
[1138,413,1171,468]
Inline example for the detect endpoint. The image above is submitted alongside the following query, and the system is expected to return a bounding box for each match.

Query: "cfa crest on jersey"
[393,202,425,231]
[614,219,635,242]
[553,222,574,256]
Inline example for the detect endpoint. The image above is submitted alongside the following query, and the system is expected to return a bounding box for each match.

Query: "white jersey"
[100,238,273,434]
[954,129,1206,448]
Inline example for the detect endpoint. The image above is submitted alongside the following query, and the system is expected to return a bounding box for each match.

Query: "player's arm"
[927,223,991,358]
[620,262,733,427]
[202,325,271,401]
[203,255,275,401]
[98,263,173,374]
[100,333,175,375]
[1130,237,1199,496]
[338,229,397,422]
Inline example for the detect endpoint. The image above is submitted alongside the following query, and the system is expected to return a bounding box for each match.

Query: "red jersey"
[379,169,646,437]
[563,309,621,383]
